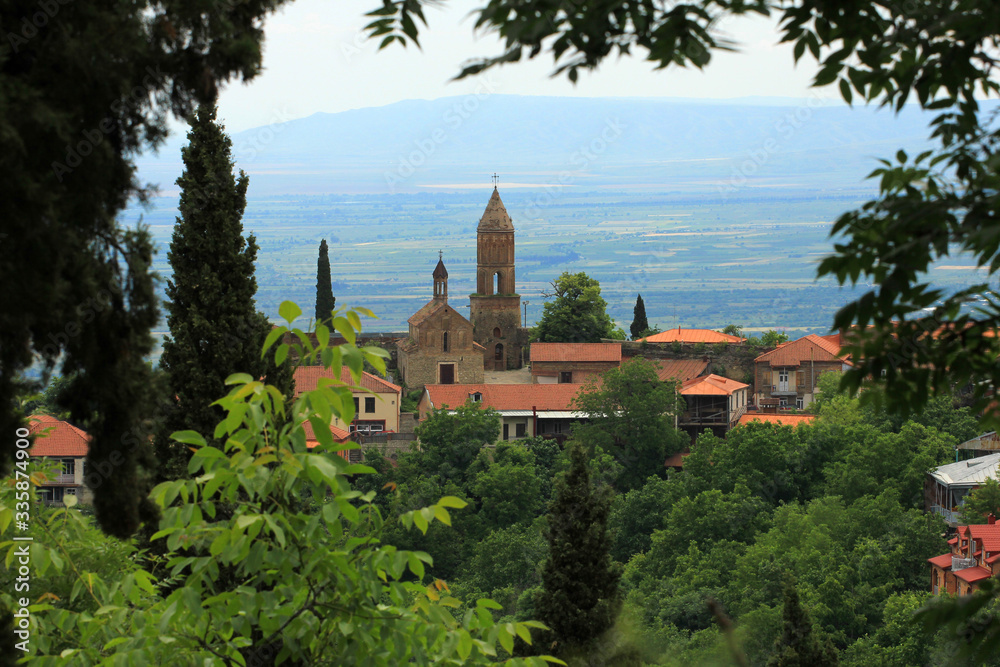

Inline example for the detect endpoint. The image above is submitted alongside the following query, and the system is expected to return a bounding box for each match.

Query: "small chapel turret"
[470,186,525,371]
[432,250,448,301]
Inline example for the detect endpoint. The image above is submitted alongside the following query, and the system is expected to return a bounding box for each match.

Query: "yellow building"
[293,366,402,435]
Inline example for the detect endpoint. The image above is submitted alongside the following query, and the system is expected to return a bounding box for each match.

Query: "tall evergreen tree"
[768,576,839,667]
[630,294,648,340]
[155,105,291,480]
[315,239,336,326]
[535,441,620,658]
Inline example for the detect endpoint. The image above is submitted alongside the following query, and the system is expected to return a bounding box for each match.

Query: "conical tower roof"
[478,187,513,231]
[433,258,448,279]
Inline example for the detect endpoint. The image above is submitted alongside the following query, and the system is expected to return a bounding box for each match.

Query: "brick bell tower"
[470,185,523,371]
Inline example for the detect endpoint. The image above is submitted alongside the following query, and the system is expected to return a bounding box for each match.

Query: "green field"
[128,185,986,351]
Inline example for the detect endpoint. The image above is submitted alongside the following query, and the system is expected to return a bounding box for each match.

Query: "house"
[929,519,1000,596]
[293,365,402,437]
[419,383,586,442]
[530,343,622,384]
[753,333,851,410]
[925,453,1000,525]
[28,415,93,505]
[639,328,744,344]
[678,374,750,439]
[397,254,485,390]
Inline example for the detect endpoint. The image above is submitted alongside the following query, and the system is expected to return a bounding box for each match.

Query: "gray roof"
[929,452,1000,487]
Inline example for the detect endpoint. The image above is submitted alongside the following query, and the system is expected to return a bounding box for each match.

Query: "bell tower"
[470,183,523,371]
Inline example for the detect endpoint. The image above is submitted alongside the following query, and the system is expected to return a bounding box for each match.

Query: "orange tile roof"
[640,328,744,344]
[424,383,586,412]
[302,420,352,447]
[680,374,749,396]
[928,553,954,569]
[737,413,816,427]
[531,343,621,363]
[958,524,1000,552]
[664,449,691,468]
[653,359,709,383]
[955,566,993,584]
[754,334,850,367]
[28,415,89,457]
[293,366,401,396]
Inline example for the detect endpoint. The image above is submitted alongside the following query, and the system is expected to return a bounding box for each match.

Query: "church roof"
[433,258,448,279]
[408,300,448,327]
[478,187,513,231]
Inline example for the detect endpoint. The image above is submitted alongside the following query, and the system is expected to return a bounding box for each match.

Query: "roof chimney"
[990,514,996,525]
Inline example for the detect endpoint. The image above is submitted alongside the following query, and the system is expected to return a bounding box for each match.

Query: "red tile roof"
[680,374,748,396]
[664,449,691,469]
[928,553,954,569]
[955,566,994,584]
[754,334,850,367]
[293,366,401,396]
[957,524,1000,552]
[423,383,585,412]
[28,415,89,457]
[531,343,621,363]
[302,420,352,447]
[738,413,816,427]
[640,328,744,344]
[654,359,709,383]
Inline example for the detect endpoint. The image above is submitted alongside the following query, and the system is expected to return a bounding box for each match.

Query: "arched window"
[493,327,502,339]
[494,343,504,361]
[443,332,449,352]
[494,271,502,294]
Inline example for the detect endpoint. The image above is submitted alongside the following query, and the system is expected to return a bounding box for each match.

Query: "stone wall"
[617,340,770,387]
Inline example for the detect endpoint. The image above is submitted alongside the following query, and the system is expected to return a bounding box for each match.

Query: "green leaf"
[225,373,253,386]
[437,496,467,509]
[278,301,302,323]
[171,430,207,447]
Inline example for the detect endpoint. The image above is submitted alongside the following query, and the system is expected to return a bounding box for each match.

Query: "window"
[352,421,385,434]
[503,423,509,440]
[470,392,482,402]
[494,271,502,294]
[554,422,563,434]
[494,343,503,361]
[795,397,804,410]
[365,397,375,413]
[353,397,360,414]
[493,327,502,338]
[515,423,526,438]
[779,398,787,407]
[61,459,75,475]
[559,371,572,384]
[442,332,449,352]
[65,488,76,496]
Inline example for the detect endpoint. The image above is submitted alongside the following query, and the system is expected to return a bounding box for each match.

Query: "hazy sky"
[214,0,831,133]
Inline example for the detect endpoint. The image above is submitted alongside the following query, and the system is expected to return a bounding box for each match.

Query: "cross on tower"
[439,249,443,260]
[492,173,499,187]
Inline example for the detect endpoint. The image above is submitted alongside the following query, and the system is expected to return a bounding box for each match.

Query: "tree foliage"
[315,239,336,327]
[630,295,649,341]
[573,358,686,491]
[960,478,1000,525]
[411,402,501,484]
[536,441,620,658]
[535,272,615,343]
[156,104,292,483]
[768,576,838,667]
[0,302,561,665]
[1,0,298,537]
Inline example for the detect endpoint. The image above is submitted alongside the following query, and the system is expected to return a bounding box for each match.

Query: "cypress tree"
[630,294,648,340]
[155,105,291,481]
[768,576,839,667]
[536,440,621,657]
[315,239,336,326]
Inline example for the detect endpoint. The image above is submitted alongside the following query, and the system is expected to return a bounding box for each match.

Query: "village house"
[929,519,1000,596]
[28,414,93,505]
[419,383,586,443]
[530,342,622,384]
[678,374,750,439]
[753,333,851,410]
[293,365,402,437]
[925,453,1000,525]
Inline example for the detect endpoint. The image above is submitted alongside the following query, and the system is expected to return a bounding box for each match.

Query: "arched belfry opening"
[495,343,504,361]
[494,271,502,295]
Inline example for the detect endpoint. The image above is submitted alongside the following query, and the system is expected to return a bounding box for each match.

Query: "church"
[397,186,528,390]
